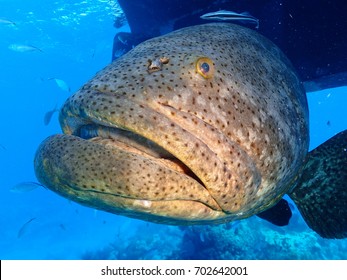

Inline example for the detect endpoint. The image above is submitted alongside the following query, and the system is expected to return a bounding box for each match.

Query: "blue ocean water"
[0,0,346,260]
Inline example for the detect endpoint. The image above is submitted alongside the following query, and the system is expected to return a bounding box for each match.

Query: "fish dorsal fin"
[289,130,347,239]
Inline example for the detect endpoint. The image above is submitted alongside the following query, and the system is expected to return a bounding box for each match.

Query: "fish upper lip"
[78,124,178,161]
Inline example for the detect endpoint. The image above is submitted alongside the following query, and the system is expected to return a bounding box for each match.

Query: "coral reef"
[81,213,347,260]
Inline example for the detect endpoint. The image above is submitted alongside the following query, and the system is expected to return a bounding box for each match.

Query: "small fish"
[59,224,66,231]
[199,232,205,242]
[200,10,259,28]
[0,18,16,26]
[113,48,127,60]
[93,209,98,217]
[8,44,43,53]
[17,218,36,238]
[48,78,71,92]
[224,220,241,230]
[44,105,59,125]
[10,181,44,193]
[117,33,129,45]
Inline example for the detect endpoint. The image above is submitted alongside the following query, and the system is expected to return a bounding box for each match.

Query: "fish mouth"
[77,123,204,185]
[34,91,229,224]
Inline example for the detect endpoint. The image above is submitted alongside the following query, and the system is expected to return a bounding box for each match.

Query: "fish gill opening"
[77,124,205,187]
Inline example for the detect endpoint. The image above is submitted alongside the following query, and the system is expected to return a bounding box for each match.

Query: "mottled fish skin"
[34,23,309,224]
[289,130,347,239]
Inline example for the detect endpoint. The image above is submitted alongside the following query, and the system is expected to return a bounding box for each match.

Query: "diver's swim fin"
[289,130,347,239]
[256,198,292,226]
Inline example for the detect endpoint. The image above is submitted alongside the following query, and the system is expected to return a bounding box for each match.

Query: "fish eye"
[201,62,210,73]
[196,57,214,79]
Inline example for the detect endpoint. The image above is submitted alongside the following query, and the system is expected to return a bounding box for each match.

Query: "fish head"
[34,23,309,224]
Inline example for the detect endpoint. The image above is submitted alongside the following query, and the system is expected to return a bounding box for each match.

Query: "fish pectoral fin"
[289,129,347,239]
[256,199,292,226]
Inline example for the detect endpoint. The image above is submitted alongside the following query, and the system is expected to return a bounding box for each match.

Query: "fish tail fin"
[288,130,347,239]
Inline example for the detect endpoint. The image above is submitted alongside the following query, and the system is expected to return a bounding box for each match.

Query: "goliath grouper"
[34,23,347,238]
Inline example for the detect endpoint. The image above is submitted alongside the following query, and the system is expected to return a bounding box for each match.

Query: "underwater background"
[1,0,347,260]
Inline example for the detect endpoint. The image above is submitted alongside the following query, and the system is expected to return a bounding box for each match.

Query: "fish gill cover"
[0,0,347,260]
